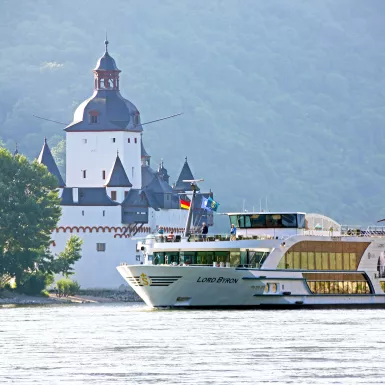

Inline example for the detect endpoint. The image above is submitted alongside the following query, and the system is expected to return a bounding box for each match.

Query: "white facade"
[66,131,141,188]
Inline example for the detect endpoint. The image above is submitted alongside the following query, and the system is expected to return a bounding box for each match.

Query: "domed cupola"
[65,40,143,133]
[93,39,121,90]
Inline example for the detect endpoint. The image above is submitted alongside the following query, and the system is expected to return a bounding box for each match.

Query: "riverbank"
[0,289,143,306]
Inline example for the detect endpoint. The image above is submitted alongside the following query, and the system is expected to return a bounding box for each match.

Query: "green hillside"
[0,0,384,226]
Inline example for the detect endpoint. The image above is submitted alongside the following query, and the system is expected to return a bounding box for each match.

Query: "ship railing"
[154,233,288,243]
[340,225,385,237]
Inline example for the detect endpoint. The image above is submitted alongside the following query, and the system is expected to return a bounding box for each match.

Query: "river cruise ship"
[117,211,385,308]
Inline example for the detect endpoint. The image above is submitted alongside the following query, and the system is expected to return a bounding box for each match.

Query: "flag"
[206,197,220,212]
[201,197,210,210]
[180,199,190,210]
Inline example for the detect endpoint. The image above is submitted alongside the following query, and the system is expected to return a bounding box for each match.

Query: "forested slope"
[0,0,384,225]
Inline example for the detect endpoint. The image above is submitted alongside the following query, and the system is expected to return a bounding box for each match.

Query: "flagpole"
[183,179,203,237]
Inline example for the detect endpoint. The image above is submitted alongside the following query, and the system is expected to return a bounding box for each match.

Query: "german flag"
[180,199,191,210]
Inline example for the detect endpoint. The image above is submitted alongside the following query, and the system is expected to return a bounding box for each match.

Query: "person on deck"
[167,231,175,242]
[201,222,208,241]
[230,224,237,241]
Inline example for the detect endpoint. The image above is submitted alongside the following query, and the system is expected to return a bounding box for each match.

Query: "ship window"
[111,191,117,201]
[268,283,277,293]
[277,241,370,271]
[96,243,106,252]
[297,214,306,229]
[304,272,371,294]
[250,214,266,228]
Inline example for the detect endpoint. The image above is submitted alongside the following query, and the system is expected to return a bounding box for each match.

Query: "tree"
[52,235,83,278]
[0,147,62,285]
[51,139,66,178]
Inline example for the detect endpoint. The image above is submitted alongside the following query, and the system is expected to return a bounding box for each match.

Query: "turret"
[105,152,132,203]
[37,138,65,188]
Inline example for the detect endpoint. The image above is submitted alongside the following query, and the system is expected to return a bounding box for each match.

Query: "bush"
[17,272,53,295]
[56,279,80,297]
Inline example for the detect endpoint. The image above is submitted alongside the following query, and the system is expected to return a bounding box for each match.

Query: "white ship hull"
[117,264,385,308]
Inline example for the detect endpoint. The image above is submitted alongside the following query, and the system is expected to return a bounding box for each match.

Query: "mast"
[183,179,203,237]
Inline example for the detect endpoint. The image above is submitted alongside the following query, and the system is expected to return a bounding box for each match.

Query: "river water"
[1,303,385,384]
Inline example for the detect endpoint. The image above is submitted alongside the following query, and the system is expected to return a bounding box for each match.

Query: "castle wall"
[51,231,140,289]
[149,208,188,230]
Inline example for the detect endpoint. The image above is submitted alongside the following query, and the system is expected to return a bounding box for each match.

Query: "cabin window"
[230,213,298,229]
[82,170,86,179]
[305,273,371,294]
[268,283,277,293]
[96,243,106,252]
[111,191,117,201]
[277,241,370,271]
[102,170,106,180]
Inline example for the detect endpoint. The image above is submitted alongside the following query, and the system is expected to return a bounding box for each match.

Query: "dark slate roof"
[142,188,161,210]
[141,135,150,158]
[174,157,194,191]
[94,45,120,71]
[37,139,65,187]
[142,165,157,187]
[121,189,149,207]
[65,90,142,132]
[61,187,119,206]
[105,155,132,187]
[147,175,173,194]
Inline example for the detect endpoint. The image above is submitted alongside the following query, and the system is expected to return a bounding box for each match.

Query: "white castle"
[36,41,213,289]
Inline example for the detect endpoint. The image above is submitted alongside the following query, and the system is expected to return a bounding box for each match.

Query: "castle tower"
[64,39,142,189]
